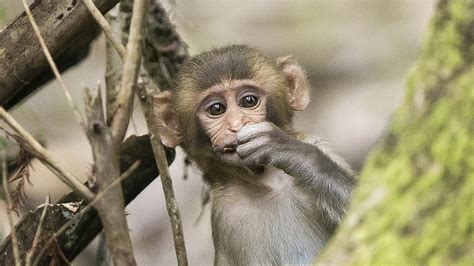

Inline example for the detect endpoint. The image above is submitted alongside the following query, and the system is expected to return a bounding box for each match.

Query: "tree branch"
[1,143,20,266]
[25,195,49,266]
[111,0,149,142]
[0,108,94,201]
[0,1,187,264]
[0,135,175,265]
[20,0,86,131]
[83,0,126,59]
[138,82,188,265]
[0,0,120,109]
[84,87,136,265]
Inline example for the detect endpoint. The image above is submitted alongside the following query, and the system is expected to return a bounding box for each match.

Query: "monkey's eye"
[207,103,226,116]
[240,95,259,108]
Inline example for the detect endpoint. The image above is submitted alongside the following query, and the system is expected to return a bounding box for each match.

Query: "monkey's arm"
[236,122,355,225]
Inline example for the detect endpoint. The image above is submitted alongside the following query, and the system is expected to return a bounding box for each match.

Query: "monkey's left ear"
[277,55,310,111]
[152,91,182,148]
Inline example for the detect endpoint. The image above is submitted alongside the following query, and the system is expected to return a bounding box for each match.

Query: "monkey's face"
[155,45,310,172]
[196,79,268,166]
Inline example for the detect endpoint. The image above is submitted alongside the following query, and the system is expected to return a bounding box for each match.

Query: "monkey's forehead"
[178,45,277,92]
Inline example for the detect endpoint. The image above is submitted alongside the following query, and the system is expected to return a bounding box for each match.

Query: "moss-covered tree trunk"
[320,0,473,264]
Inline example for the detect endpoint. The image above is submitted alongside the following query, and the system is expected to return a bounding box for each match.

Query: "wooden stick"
[0,108,94,201]
[1,142,20,266]
[111,0,150,143]
[32,161,141,266]
[83,0,126,59]
[20,0,86,132]
[25,195,50,266]
[138,83,188,266]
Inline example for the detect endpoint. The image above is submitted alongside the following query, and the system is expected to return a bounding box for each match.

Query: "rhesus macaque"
[154,45,355,265]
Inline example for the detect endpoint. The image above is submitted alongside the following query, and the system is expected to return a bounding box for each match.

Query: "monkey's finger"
[236,136,271,158]
[237,122,275,143]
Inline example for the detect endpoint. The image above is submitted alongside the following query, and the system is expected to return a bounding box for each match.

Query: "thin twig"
[83,0,126,59]
[20,0,86,131]
[0,108,94,201]
[111,0,150,143]
[105,7,123,124]
[25,195,50,266]
[33,161,141,266]
[1,140,20,266]
[138,84,188,266]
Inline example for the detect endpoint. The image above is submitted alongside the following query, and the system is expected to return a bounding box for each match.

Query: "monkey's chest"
[211,167,324,264]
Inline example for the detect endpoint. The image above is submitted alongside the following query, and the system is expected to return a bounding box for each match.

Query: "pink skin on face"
[196,79,268,166]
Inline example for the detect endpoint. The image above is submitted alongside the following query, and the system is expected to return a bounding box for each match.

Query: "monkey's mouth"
[222,144,236,153]
[214,144,242,166]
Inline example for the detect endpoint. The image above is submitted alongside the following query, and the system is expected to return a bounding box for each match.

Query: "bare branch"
[25,195,50,266]
[0,135,175,265]
[82,2,151,263]
[111,0,150,143]
[138,82,188,265]
[84,87,136,265]
[1,140,20,266]
[105,7,124,124]
[0,0,120,109]
[83,0,126,59]
[0,108,94,201]
[20,0,86,132]
[33,160,140,266]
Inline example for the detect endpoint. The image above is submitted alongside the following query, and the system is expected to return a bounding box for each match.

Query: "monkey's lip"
[222,145,236,153]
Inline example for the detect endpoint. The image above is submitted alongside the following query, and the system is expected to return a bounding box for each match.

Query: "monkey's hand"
[236,122,313,176]
[237,122,354,225]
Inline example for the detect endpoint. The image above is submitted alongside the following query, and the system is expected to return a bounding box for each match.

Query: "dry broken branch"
[105,7,124,124]
[82,0,151,264]
[0,108,94,201]
[25,195,50,266]
[138,82,188,265]
[0,0,119,109]
[83,0,126,59]
[111,0,150,143]
[20,0,86,131]
[0,1,187,264]
[1,143,20,266]
[0,135,175,265]
[84,87,136,265]
[33,161,140,266]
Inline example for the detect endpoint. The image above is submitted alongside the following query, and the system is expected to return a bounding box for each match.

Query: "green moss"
[320,0,474,263]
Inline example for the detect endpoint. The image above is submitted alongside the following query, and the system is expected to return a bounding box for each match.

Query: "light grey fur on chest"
[211,167,326,265]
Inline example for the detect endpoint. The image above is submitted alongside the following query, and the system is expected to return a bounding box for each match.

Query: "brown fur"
[172,45,293,173]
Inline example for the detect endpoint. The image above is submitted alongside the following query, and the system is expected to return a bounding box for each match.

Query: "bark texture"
[0,0,118,109]
[320,0,473,264]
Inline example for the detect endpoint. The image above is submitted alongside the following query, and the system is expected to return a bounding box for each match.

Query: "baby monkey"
[154,45,355,265]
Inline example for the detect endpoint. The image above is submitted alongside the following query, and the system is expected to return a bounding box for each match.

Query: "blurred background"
[0,0,435,264]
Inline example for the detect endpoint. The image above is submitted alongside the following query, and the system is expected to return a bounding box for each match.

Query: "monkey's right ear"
[276,55,310,111]
[152,91,182,148]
